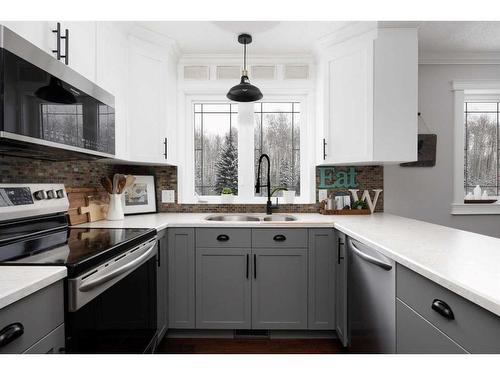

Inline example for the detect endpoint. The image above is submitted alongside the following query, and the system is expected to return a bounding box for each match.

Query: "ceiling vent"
[284,65,309,80]
[251,65,276,80]
[184,66,210,80]
[217,66,241,80]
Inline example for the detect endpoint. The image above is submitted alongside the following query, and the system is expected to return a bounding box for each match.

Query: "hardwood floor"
[157,338,346,354]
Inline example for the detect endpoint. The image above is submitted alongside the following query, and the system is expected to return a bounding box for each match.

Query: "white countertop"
[0,266,67,310]
[75,212,500,317]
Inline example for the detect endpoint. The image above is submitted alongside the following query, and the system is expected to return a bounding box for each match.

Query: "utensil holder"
[107,193,124,220]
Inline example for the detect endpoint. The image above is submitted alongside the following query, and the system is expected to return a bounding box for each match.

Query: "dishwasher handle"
[349,239,393,271]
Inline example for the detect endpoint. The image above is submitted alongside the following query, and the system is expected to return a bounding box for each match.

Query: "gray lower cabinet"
[196,248,251,329]
[252,248,308,329]
[168,228,195,329]
[156,229,168,341]
[24,324,65,354]
[0,280,64,354]
[308,229,335,330]
[397,299,468,354]
[335,230,348,346]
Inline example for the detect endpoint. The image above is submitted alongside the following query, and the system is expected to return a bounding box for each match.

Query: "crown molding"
[128,23,181,60]
[419,51,500,65]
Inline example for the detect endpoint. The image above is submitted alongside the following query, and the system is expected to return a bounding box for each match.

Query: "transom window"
[464,101,499,196]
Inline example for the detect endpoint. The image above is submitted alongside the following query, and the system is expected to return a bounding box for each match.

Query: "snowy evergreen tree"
[214,133,238,195]
[279,157,294,188]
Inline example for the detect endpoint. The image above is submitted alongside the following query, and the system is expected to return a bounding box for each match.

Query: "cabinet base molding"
[166,329,337,340]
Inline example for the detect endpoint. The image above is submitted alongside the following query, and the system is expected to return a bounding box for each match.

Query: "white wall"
[384,64,500,238]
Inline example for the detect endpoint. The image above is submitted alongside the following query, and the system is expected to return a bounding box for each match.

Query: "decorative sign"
[318,167,358,189]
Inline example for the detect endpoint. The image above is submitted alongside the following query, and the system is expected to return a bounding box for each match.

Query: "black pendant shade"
[35,76,77,104]
[226,34,263,102]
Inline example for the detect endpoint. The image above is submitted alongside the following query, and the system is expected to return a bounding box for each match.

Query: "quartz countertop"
[0,266,67,310]
[74,212,500,317]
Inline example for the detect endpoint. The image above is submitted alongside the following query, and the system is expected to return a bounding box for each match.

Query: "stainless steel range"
[0,183,158,353]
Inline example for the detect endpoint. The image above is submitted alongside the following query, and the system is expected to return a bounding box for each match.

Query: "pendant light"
[226,34,263,102]
[35,76,77,104]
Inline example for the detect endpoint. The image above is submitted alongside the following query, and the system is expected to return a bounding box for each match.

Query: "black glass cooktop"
[0,227,156,276]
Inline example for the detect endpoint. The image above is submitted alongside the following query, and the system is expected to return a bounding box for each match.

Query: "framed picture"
[122,175,157,215]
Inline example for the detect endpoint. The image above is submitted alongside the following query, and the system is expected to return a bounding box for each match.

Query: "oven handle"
[79,242,157,292]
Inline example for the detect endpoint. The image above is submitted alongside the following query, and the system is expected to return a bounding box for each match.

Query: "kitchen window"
[451,80,500,215]
[187,96,312,204]
[464,101,499,196]
[254,102,301,196]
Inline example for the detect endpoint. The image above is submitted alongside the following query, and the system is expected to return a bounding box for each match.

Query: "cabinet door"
[95,23,130,159]
[156,230,168,341]
[397,299,468,354]
[196,248,251,329]
[127,36,168,163]
[323,36,374,164]
[60,22,97,81]
[168,228,195,329]
[308,229,335,330]
[335,230,348,346]
[252,248,308,329]
[1,22,52,53]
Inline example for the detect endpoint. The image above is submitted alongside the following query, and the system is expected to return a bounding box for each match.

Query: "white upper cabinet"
[127,35,178,165]
[317,26,418,165]
[59,22,97,82]
[1,21,52,53]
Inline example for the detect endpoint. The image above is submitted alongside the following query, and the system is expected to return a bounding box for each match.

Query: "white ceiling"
[137,21,500,57]
[418,21,500,53]
[136,21,350,55]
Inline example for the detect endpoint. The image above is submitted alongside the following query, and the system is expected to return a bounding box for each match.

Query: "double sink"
[205,214,297,222]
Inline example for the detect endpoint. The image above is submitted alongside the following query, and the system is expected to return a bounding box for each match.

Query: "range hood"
[0,25,115,161]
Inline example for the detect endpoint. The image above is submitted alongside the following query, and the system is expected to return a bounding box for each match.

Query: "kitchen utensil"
[116,175,127,194]
[125,175,136,188]
[100,177,113,194]
[112,174,120,194]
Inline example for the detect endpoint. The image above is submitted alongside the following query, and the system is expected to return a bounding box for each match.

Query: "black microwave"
[0,26,115,161]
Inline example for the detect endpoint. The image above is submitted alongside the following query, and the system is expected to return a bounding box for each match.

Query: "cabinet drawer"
[252,229,308,248]
[396,299,467,354]
[0,281,64,354]
[397,264,500,353]
[196,228,251,248]
[24,324,65,354]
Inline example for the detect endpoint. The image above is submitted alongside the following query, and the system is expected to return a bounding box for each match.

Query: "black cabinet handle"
[323,138,327,160]
[62,27,69,65]
[253,254,257,279]
[273,234,286,242]
[216,234,229,242]
[0,323,24,348]
[246,254,249,279]
[52,22,61,60]
[431,299,455,320]
[337,238,345,265]
[163,137,168,159]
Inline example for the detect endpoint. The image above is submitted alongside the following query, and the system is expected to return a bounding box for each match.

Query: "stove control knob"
[46,190,56,199]
[56,189,65,199]
[34,190,48,200]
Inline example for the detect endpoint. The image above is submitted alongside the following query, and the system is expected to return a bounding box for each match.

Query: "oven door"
[65,239,157,354]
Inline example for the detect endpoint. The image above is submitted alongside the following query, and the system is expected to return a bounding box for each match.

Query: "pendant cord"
[243,42,247,72]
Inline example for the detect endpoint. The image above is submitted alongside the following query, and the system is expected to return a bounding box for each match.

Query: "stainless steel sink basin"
[204,214,297,222]
[262,215,297,222]
[205,215,260,222]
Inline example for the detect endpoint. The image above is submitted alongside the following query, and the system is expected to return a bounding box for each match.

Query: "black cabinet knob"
[431,299,455,320]
[0,323,24,348]
[273,234,286,242]
[217,234,229,242]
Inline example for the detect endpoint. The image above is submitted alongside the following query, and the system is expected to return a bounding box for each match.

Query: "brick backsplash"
[0,155,383,213]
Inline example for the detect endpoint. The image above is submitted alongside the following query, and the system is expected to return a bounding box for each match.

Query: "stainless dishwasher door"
[348,237,396,353]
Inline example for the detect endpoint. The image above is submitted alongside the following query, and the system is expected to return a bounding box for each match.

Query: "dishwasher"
[347,237,396,353]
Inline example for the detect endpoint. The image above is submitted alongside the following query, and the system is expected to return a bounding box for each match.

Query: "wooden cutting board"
[67,187,109,225]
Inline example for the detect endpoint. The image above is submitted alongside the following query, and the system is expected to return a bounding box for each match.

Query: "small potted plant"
[352,199,368,210]
[220,187,234,204]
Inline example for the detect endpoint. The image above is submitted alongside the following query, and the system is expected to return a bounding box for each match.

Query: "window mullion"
[237,103,255,201]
